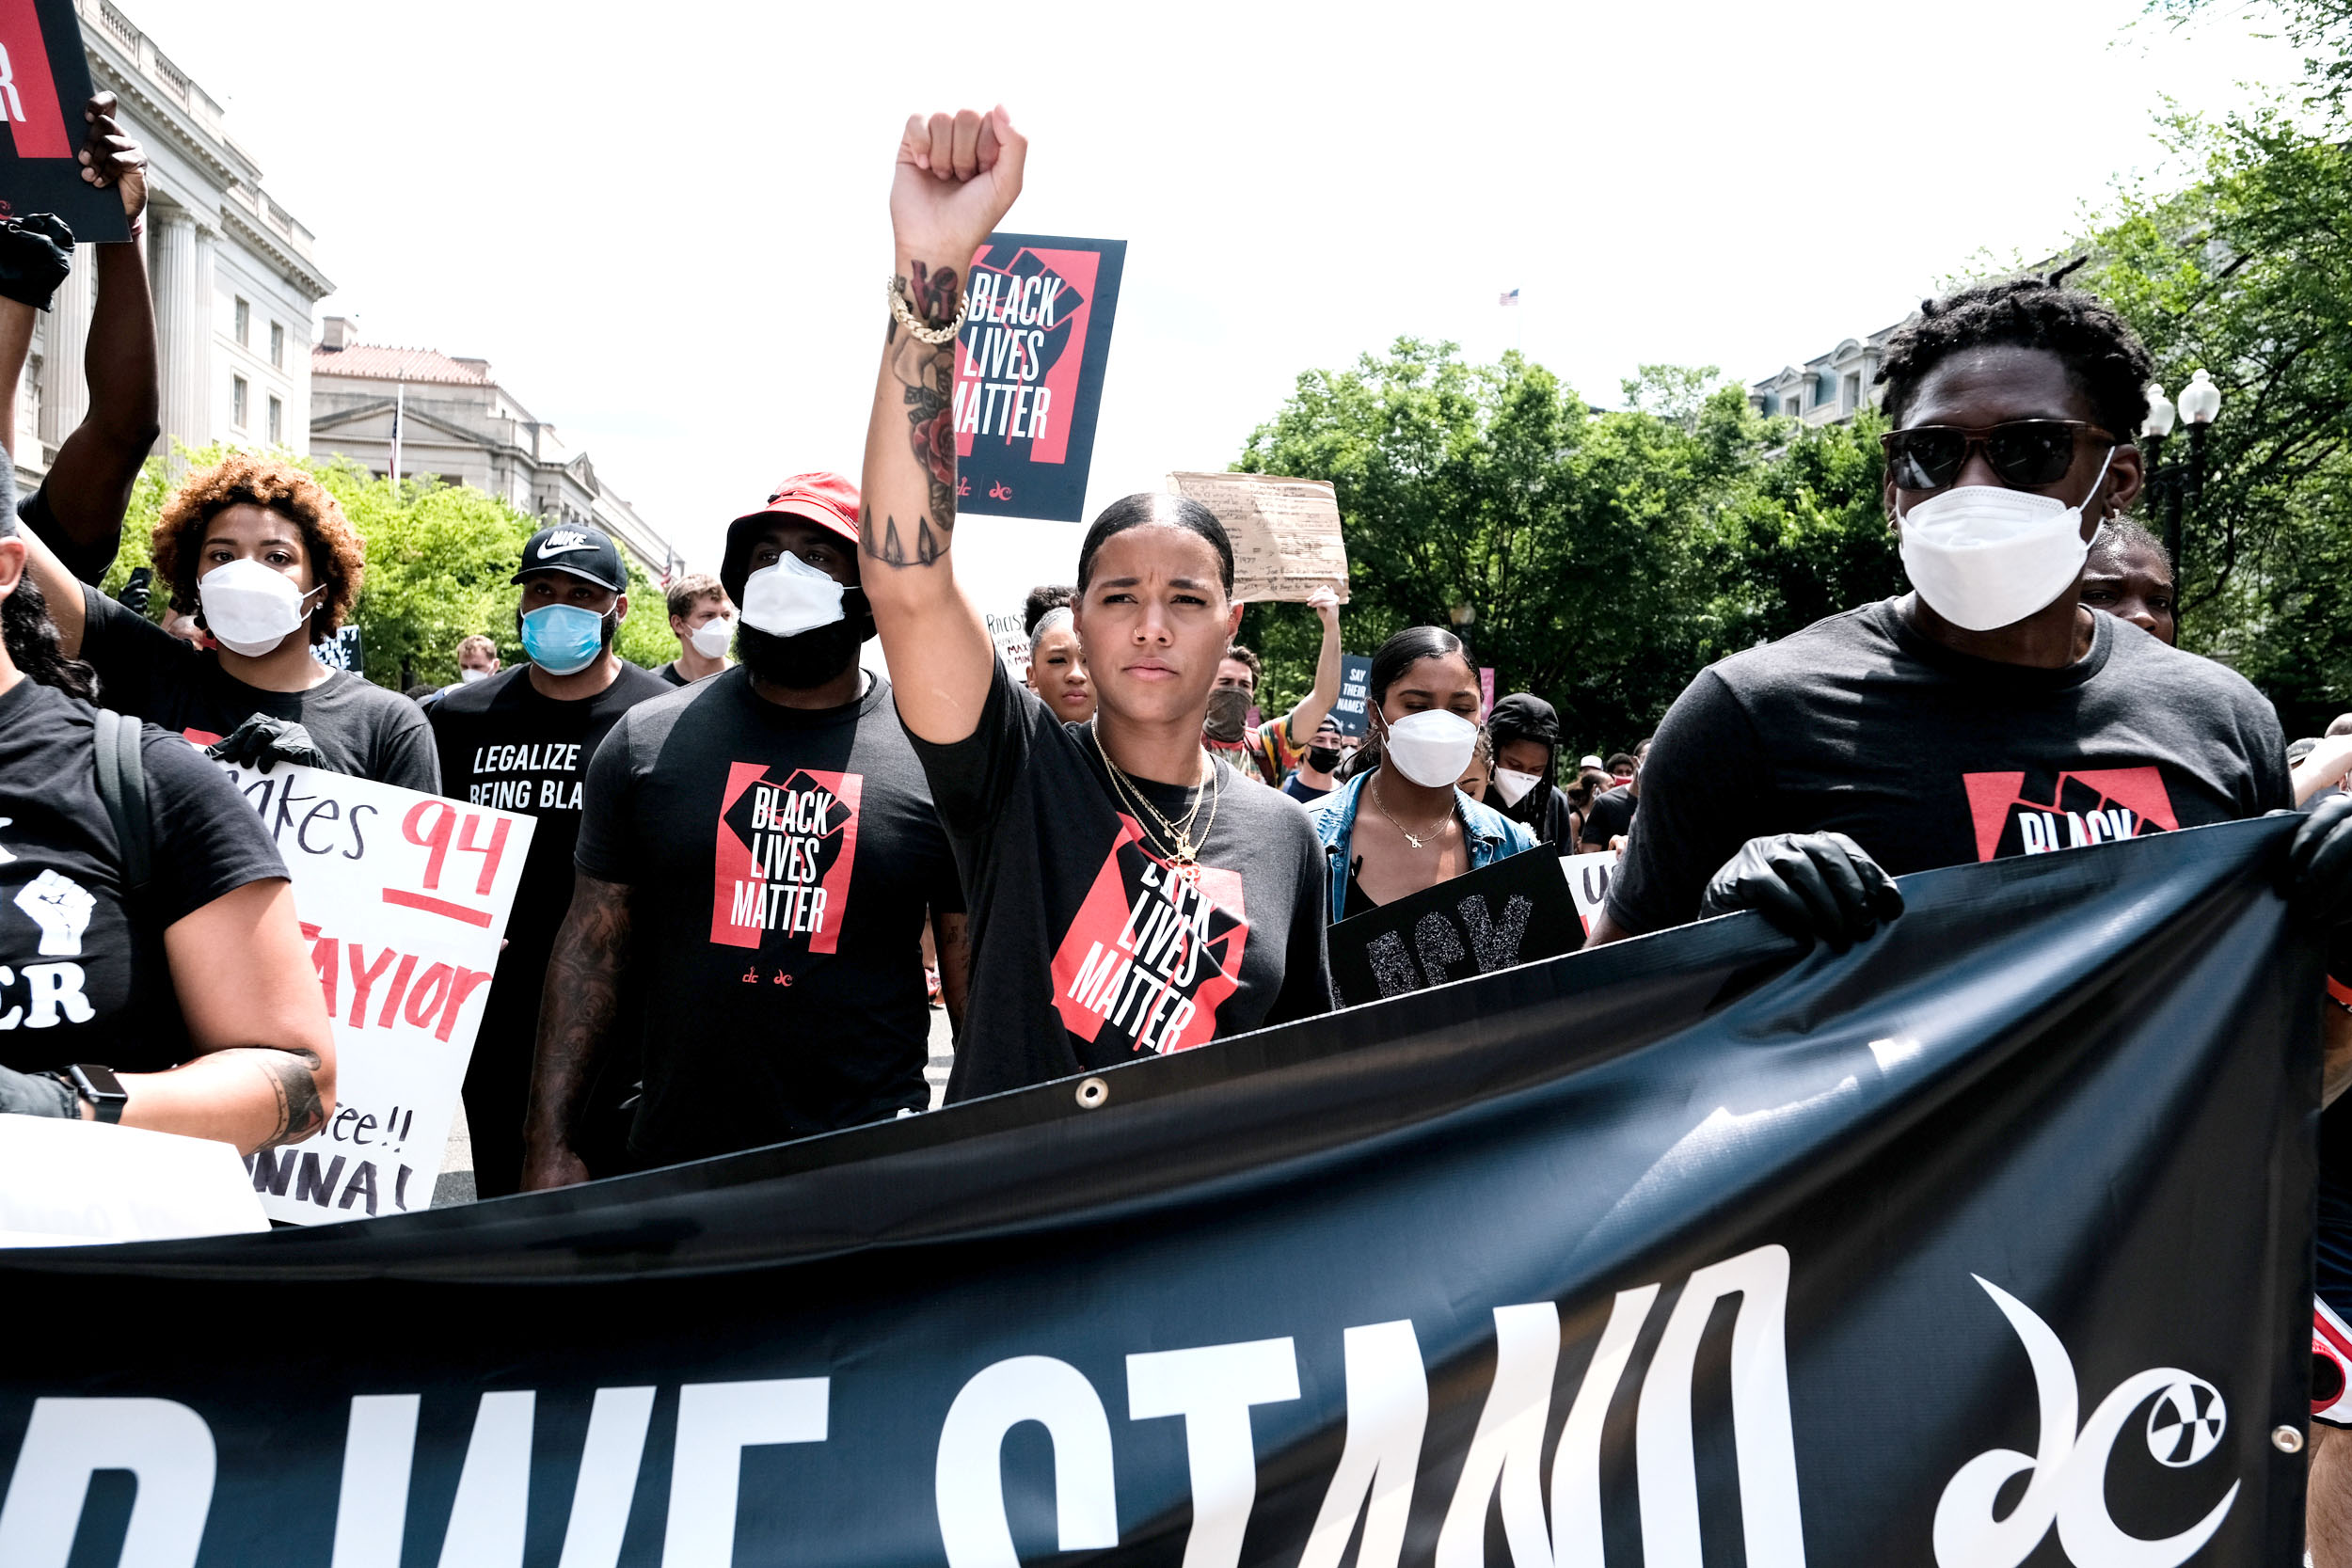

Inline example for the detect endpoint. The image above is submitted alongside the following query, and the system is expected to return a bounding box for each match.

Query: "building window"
[269,321,284,368]
[231,375,248,428]
[233,297,249,345]
[267,395,282,444]
[1842,371,1862,412]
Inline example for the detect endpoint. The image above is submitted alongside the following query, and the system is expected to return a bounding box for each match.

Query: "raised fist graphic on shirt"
[14,870,94,957]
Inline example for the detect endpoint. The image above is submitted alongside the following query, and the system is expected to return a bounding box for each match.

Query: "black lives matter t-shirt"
[574,669,962,1161]
[1606,598,2292,935]
[909,657,1332,1101]
[0,677,286,1072]
[77,586,439,791]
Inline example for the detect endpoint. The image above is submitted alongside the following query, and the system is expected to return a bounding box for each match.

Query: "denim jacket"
[1304,770,1541,922]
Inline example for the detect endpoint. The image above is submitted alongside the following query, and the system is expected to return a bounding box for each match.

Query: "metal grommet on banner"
[1075,1077,1109,1110]
[2275,1424,2306,1453]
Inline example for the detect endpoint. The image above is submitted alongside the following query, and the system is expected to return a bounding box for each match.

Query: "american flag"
[1498,288,1520,307]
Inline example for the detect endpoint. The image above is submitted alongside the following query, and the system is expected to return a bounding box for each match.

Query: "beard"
[737,618,865,690]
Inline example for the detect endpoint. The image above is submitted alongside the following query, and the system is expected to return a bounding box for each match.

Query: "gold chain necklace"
[1092,725,1219,872]
[1368,769,1454,850]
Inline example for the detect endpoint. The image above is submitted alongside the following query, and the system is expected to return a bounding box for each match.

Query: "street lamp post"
[2138,382,2177,564]
[2177,370,2221,566]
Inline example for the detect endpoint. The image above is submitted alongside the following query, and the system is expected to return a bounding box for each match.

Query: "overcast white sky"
[122,0,2302,570]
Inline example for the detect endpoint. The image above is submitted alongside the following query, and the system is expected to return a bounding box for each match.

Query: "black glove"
[2287,795,2352,925]
[0,214,74,311]
[206,714,326,773]
[119,566,152,615]
[0,1065,78,1118]
[1699,832,1905,950]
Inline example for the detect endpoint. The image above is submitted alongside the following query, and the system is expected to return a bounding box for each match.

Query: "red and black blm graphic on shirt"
[1051,815,1248,1059]
[709,763,863,955]
[1963,766,2180,862]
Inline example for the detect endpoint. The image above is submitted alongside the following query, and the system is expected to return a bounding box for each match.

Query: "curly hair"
[1875,260,2154,441]
[0,467,98,700]
[1023,583,1074,638]
[153,454,364,644]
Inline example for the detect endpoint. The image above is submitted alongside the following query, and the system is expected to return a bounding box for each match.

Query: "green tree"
[1235,341,1900,754]
[101,444,677,689]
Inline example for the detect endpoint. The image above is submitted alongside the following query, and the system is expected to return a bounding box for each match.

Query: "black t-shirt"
[0,677,286,1072]
[1606,599,2292,935]
[428,661,674,1038]
[77,586,439,792]
[21,485,118,586]
[908,657,1333,1101]
[659,661,690,688]
[1579,784,1635,848]
[1282,773,1332,804]
[574,669,963,1160]
[1512,787,1578,851]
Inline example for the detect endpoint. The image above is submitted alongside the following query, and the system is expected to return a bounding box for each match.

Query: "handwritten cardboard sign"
[210,762,534,1225]
[1165,472,1351,604]
[0,0,129,244]
[1326,849,1581,1007]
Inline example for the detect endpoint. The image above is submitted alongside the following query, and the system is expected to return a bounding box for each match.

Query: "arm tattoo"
[254,1047,326,1149]
[869,261,960,569]
[526,875,633,1148]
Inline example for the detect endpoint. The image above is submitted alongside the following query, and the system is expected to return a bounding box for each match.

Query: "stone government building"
[11,0,680,581]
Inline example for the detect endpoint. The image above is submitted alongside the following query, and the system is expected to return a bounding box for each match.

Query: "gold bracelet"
[886,277,968,345]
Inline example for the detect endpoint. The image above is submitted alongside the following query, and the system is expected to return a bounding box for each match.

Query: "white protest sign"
[0,1118,266,1246]
[210,761,534,1225]
[1562,851,1616,936]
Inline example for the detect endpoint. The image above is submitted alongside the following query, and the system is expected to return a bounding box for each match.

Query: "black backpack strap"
[91,708,152,896]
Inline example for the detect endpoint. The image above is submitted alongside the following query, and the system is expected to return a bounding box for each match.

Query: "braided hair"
[0,468,98,702]
[1875,260,2154,441]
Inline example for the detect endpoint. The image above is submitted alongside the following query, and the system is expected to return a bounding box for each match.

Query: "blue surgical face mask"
[518,603,612,675]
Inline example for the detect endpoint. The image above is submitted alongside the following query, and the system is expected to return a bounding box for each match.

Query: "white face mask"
[1897,447,2114,633]
[199,558,321,657]
[458,667,490,684]
[739,554,845,638]
[1382,709,1480,788]
[689,616,735,658]
[1493,768,1539,806]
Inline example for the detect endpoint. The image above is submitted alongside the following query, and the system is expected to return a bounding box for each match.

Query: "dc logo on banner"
[1934,1276,2238,1568]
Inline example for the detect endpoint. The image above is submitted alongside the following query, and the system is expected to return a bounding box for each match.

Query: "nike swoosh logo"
[538,541,596,557]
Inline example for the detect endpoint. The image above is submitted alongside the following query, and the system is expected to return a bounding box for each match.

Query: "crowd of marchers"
[10,97,2352,1553]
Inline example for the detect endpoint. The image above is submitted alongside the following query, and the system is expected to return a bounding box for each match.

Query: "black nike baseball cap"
[512,524,628,593]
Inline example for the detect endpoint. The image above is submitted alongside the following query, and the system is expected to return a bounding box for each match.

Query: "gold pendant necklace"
[1370,771,1453,850]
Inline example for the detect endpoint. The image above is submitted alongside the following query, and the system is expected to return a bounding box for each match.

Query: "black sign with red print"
[708,762,864,959]
[1962,765,2180,862]
[951,232,1126,524]
[0,0,128,243]
[1049,815,1248,1059]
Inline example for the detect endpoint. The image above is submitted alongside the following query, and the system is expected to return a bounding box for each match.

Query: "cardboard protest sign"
[1327,847,1581,1006]
[0,0,129,245]
[1329,652,1372,736]
[1561,848,1615,934]
[951,232,1125,524]
[208,762,534,1225]
[1166,471,1350,603]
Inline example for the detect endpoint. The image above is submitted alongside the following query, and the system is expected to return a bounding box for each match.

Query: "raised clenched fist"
[889,106,1026,276]
[14,870,95,958]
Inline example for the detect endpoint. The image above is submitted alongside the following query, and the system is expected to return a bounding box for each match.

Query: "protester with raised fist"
[1306,626,1534,920]
[856,106,1329,1101]
[1203,584,1344,786]
[0,94,158,587]
[0,469,335,1153]
[660,571,734,687]
[429,522,670,1195]
[21,453,437,786]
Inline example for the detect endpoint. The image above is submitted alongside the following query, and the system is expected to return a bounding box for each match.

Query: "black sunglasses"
[1881,420,2115,492]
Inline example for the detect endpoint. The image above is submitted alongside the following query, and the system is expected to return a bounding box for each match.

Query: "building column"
[149,208,211,456]
[37,248,92,451]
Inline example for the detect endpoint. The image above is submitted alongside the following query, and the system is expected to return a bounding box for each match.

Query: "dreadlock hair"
[1339,626,1474,783]
[0,470,99,702]
[1874,259,2154,443]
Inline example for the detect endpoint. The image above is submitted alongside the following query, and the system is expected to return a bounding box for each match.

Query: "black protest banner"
[1332,652,1373,737]
[951,232,1125,523]
[0,0,128,245]
[0,818,2318,1568]
[1327,847,1583,1006]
